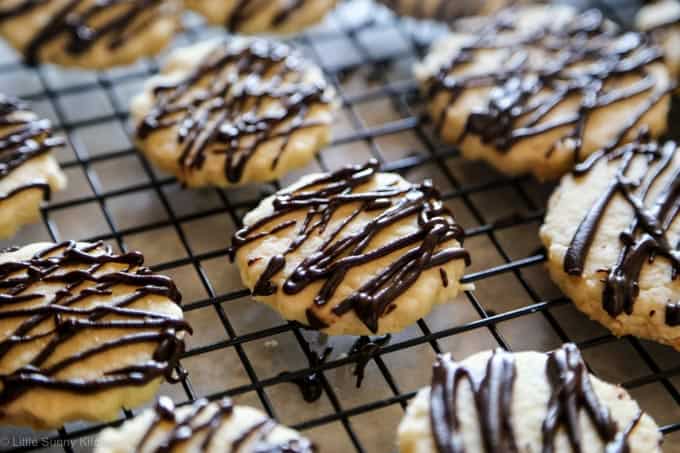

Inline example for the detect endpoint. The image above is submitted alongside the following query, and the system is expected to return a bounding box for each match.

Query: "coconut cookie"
[637,0,680,82]
[0,94,66,239]
[131,38,336,188]
[95,396,315,453]
[229,160,471,336]
[186,0,337,35]
[0,241,190,429]
[398,343,662,453]
[541,134,680,350]
[415,6,672,181]
[0,0,181,68]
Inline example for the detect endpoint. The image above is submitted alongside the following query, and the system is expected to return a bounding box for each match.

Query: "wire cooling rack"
[1,1,679,452]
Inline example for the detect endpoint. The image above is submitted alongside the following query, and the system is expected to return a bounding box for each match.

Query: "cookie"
[131,38,336,188]
[229,160,471,336]
[377,0,531,21]
[0,0,181,68]
[0,94,66,239]
[540,133,680,349]
[0,241,189,429]
[398,343,662,453]
[415,6,672,181]
[186,0,337,34]
[637,0,680,82]
[95,396,315,453]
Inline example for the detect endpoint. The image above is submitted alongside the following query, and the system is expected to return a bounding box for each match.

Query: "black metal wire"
[1,1,679,452]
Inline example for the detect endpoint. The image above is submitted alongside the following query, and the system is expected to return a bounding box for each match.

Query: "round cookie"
[229,160,472,336]
[398,343,662,453]
[0,94,66,239]
[415,6,672,181]
[0,0,181,69]
[131,38,336,188]
[540,134,680,350]
[95,396,315,453]
[0,241,190,429]
[186,0,337,34]
[377,0,533,21]
[637,0,680,82]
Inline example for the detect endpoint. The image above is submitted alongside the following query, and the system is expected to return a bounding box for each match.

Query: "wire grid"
[0,0,679,452]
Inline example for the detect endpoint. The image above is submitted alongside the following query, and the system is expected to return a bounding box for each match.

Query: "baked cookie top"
[131,38,336,188]
[229,160,471,336]
[0,241,189,428]
[0,0,181,68]
[540,133,680,348]
[186,0,337,35]
[95,396,315,453]
[398,344,662,453]
[415,6,672,180]
[0,93,64,202]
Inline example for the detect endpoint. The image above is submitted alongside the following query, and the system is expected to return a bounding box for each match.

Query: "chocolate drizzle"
[542,344,640,453]
[136,39,333,184]
[0,94,63,202]
[430,349,517,453]
[425,8,671,164]
[428,344,643,453]
[137,396,316,453]
[563,133,680,326]
[229,160,470,333]
[0,241,190,406]
[279,346,331,403]
[348,334,390,387]
[0,0,172,66]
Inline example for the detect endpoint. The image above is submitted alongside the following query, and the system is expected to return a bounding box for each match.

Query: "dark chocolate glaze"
[667,303,680,326]
[439,268,449,287]
[278,346,331,403]
[136,39,333,184]
[563,133,680,326]
[0,241,189,405]
[542,343,641,453]
[0,93,63,202]
[280,334,390,403]
[0,0,170,65]
[137,396,316,453]
[425,8,671,164]
[428,344,643,453]
[348,334,390,387]
[430,349,517,453]
[229,160,470,333]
